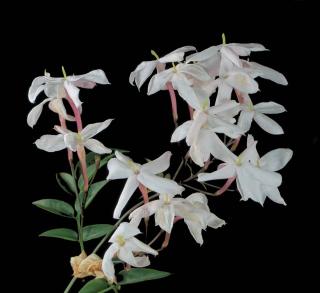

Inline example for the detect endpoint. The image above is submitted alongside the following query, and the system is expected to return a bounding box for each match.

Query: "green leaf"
[39,228,78,241]
[79,278,111,293]
[32,199,74,218]
[59,172,78,194]
[78,154,114,191]
[75,191,85,213]
[85,180,108,208]
[119,268,171,285]
[83,224,114,241]
[56,173,72,195]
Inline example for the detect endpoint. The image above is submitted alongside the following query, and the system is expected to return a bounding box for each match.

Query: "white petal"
[184,220,204,245]
[137,172,184,195]
[64,133,78,152]
[248,62,288,85]
[64,81,82,108]
[28,76,46,103]
[198,164,236,182]
[259,148,293,171]
[113,175,139,219]
[110,222,140,242]
[186,193,208,206]
[115,150,134,165]
[208,100,239,115]
[244,163,282,187]
[118,247,137,266]
[237,110,254,132]
[172,76,202,109]
[141,151,171,174]
[254,102,286,114]
[261,185,286,205]
[209,116,244,138]
[35,134,66,152]
[48,98,75,121]
[220,46,242,67]
[107,158,133,180]
[84,138,112,154]
[207,132,237,162]
[147,69,174,95]
[228,43,267,55]
[236,166,265,204]
[102,243,118,282]
[215,80,233,105]
[207,213,226,229]
[186,111,207,146]
[129,200,161,226]
[27,97,52,128]
[225,72,259,94]
[177,63,211,81]
[186,46,219,63]
[155,204,175,233]
[81,119,113,140]
[129,61,157,89]
[159,46,196,63]
[254,112,284,134]
[171,120,193,142]
[189,144,206,167]
[128,237,158,256]
[70,69,110,87]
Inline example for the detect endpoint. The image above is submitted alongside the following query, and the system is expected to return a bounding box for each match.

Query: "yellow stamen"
[248,100,254,111]
[172,62,177,72]
[127,160,140,173]
[151,49,160,60]
[235,156,242,166]
[163,194,171,204]
[222,33,226,45]
[116,235,126,246]
[201,98,209,111]
[61,66,67,79]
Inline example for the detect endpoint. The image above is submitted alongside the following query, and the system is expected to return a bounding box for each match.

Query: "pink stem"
[166,82,178,127]
[161,232,171,249]
[215,176,236,196]
[59,115,73,163]
[231,137,241,152]
[188,105,194,119]
[64,92,88,191]
[235,90,244,104]
[138,184,149,204]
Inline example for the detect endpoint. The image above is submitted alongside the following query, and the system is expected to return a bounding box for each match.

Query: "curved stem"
[182,183,220,197]
[183,159,214,182]
[64,276,77,293]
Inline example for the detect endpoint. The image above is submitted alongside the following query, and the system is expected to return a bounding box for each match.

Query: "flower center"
[163,194,171,204]
[76,133,84,144]
[248,100,254,112]
[116,235,126,246]
[235,156,242,166]
[128,160,140,174]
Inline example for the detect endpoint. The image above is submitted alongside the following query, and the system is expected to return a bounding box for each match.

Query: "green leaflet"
[85,180,108,208]
[39,228,78,241]
[58,172,78,194]
[32,199,74,218]
[83,224,114,241]
[119,268,171,285]
[79,278,112,293]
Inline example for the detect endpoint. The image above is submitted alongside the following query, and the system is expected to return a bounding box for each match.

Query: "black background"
[6,0,319,292]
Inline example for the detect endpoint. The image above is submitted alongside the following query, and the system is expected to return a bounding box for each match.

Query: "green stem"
[70,161,85,252]
[182,183,220,197]
[64,276,77,293]
[173,157,184,180]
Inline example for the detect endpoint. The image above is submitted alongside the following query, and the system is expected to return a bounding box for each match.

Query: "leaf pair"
[79,268,171,293]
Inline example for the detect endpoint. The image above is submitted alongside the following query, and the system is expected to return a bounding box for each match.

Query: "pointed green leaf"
[83,224,114,241]
[85,180,108,208]
[79,278,111,293]
[78,154,114,191]
[119,268,171,285]
[75,191,85,213]
[59,172,77,194]
[39,228,78,241]
[56,173,72,195]
[32,199,74,218]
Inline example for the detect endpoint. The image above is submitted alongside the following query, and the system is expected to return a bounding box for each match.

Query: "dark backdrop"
[7,1,319,292]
